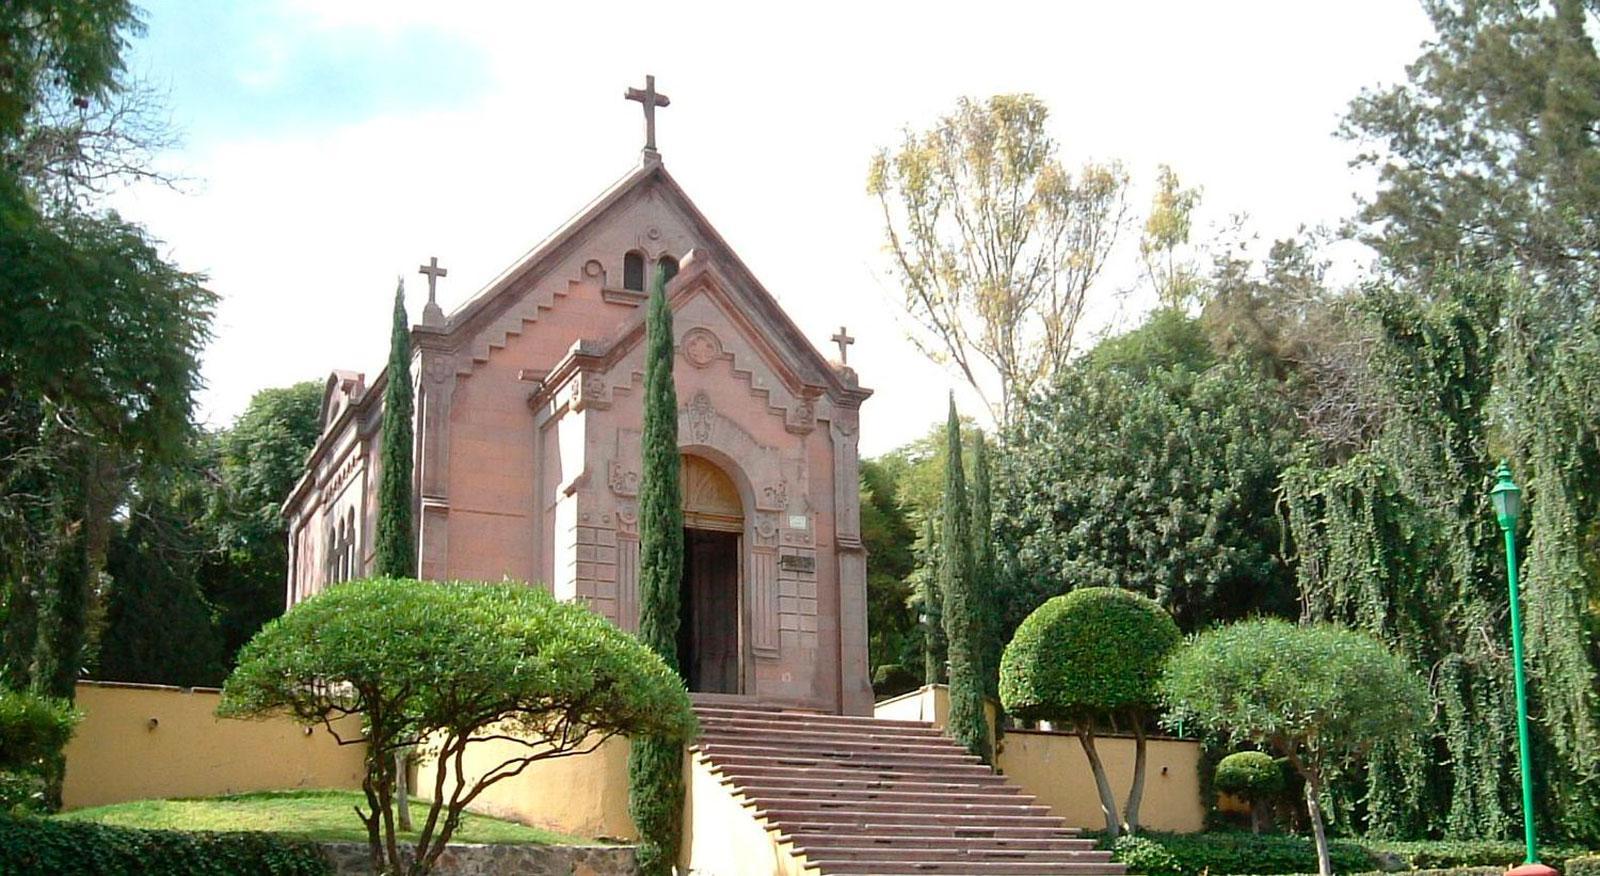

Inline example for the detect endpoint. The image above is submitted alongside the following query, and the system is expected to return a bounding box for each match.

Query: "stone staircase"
[689,698,1124,876]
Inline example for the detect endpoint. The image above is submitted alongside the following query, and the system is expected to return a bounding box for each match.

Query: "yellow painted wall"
[681,751,811,876]
[876,685,1204,833]
[63,681,365,810]
[415,732,635,841]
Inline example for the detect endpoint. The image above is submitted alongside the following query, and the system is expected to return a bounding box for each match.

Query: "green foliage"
[860,458,918,695]
[1213,752,1286,802]
[221,577,693,876]
[1160,619,1427,771]
[1000,587,1181,722]
[0,2,141,141]
[939,399,989,763]
[628,264,686,876]
[970,432,1000,702]
[998,310,1298,633]
[0,689,77,774]
[1104,830,1371,876]
[374,281,415,580]
[1567,854,1600,876]
[0,815,329,875]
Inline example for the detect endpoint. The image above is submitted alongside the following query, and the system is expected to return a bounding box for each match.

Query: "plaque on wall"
[779,554,816,574]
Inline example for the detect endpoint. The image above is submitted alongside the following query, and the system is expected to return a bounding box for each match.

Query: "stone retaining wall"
[318,842,637,876]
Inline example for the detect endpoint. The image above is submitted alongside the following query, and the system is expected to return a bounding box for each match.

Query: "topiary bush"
[0,815,329,875]
[1001,586,1181,836]
[0,689,78,774]
[1213,751,1285,834]
[220,577,696,876]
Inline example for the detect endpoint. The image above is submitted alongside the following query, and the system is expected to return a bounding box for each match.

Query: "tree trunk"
[395,749,412,832]
[1077,725,1121,838]
[1122,713,1148,834]
[1304,774,1332,876]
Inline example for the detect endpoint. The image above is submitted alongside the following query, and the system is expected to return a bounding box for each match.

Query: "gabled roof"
[430,154,866,403]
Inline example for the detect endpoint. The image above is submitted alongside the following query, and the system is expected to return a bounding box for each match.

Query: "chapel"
[281,77,875,716]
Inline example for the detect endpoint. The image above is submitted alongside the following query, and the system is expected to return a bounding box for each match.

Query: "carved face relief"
[682,327,722,369]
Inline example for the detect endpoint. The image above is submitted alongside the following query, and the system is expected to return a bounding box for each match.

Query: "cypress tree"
[627,265,686,876]
[971,432,998,699]
[917,516,946,685]
[373,280,415,579]
[940,396,990,762]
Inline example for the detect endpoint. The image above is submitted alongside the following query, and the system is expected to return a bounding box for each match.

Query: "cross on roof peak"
[418,256,448,327]
[832,326,855,364]
[624,74,671,156]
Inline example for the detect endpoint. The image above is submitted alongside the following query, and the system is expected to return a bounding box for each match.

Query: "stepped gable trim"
[529,254,869,414]
[430,157,870,405]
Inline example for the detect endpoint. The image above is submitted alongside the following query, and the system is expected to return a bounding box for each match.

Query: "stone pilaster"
[831,406,872,716]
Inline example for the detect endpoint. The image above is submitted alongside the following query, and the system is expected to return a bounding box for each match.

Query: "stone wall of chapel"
[285,402,378,605]
[438,191,704,590]
[552,291,844,711]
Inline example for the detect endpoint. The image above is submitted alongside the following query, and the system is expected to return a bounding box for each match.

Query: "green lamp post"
[1491,461,1554,876]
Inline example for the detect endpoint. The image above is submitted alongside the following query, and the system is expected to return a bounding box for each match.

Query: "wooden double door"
[678,527,742,694]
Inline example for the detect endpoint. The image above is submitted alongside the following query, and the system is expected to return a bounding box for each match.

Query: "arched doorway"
[679,454,744,693]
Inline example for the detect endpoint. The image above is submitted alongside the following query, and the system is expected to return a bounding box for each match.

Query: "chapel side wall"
[62,681,365,810]
[285,406,373,605]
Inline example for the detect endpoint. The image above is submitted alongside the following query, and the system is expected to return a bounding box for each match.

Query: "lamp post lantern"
[1491,461,1554,876]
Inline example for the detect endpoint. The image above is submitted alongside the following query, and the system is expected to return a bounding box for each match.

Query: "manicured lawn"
[55,789,597,846]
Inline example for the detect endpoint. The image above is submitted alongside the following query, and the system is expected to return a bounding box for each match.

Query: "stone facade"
[281,154,874,715]
[318,842,636,876]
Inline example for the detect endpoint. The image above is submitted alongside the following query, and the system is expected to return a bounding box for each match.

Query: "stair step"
[758,809,1067,828]
[713,773,1017,794]
[710,763,1008,785]
[699,730,964,756]
[797,847,1113,863]
[742,786,1037,806]
[696,743,982,768]
[790,834,1093,852]
[748,796,1054,817]
[780,822,1083,840]
[803,860,1123,875]
[693,704,935,731]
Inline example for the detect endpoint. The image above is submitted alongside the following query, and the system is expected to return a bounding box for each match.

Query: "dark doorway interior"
[678,528,741,693]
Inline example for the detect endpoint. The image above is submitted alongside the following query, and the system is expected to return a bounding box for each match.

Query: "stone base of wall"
[318,842,637,876]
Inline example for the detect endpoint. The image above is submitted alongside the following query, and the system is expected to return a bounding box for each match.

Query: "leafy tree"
[970,432,1000,702]
[998,309,1298,632]
[0,688,77,812]
[219,578,694,876]
[1,1,211,712]
[1343,0,1600,287]
[374,281,414,580]
[1214,751,1287,835]
[205,380,322,659]
[915,516,945,686]
[860,458,918,696]
[1000,586,1180,837]
[939,398,988,762]
[1160,619,1428,876]
[627,265,686,876]
[868,94,1132,426]
[1140,165,1203,310]
[97,457,224,688]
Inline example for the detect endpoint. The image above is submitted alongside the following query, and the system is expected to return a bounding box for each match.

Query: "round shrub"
[0,689,78,773]
[1213,751,1286,801]
[1000,587,1182,721]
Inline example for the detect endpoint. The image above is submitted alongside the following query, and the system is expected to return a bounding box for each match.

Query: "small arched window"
[658,255,679,285]
[623,251,646,292]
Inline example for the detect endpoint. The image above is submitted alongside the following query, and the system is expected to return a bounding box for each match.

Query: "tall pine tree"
[627,265,687,875]
[941,396,990,762]
[917,516,946,685]
[971,432,999,699]
[373,280,415,579]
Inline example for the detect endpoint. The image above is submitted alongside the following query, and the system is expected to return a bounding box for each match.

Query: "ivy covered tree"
[627,265,689,875]
[939,398,989,763]
[860,458,919,696]
[1000,587,1180,837]
[374,281,415,580]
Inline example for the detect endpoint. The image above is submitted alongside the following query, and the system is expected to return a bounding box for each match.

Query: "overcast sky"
[114,0,1435,457]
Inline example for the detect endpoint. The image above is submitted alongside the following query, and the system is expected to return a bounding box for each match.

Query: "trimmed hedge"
[1106,831,1595,876]
[1108,832,1371,876]
[1214,751,1286,800]
[1568,854,1600,876]
[0,816,329,875]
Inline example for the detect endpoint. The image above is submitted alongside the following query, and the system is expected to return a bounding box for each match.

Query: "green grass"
[54,789,598,846]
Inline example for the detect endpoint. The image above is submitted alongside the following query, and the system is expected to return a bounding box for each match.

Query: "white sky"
[113,0,1435,457]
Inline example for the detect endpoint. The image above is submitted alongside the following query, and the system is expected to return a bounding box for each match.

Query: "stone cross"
[832,326,855,364]
[418,256,448,327]
[624,74,671,153]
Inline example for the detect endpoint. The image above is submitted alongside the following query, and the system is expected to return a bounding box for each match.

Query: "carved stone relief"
[681,327,722,369]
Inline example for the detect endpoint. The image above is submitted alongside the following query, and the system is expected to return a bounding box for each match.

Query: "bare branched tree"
[7,78,184,210]
[868,95,1131,427]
